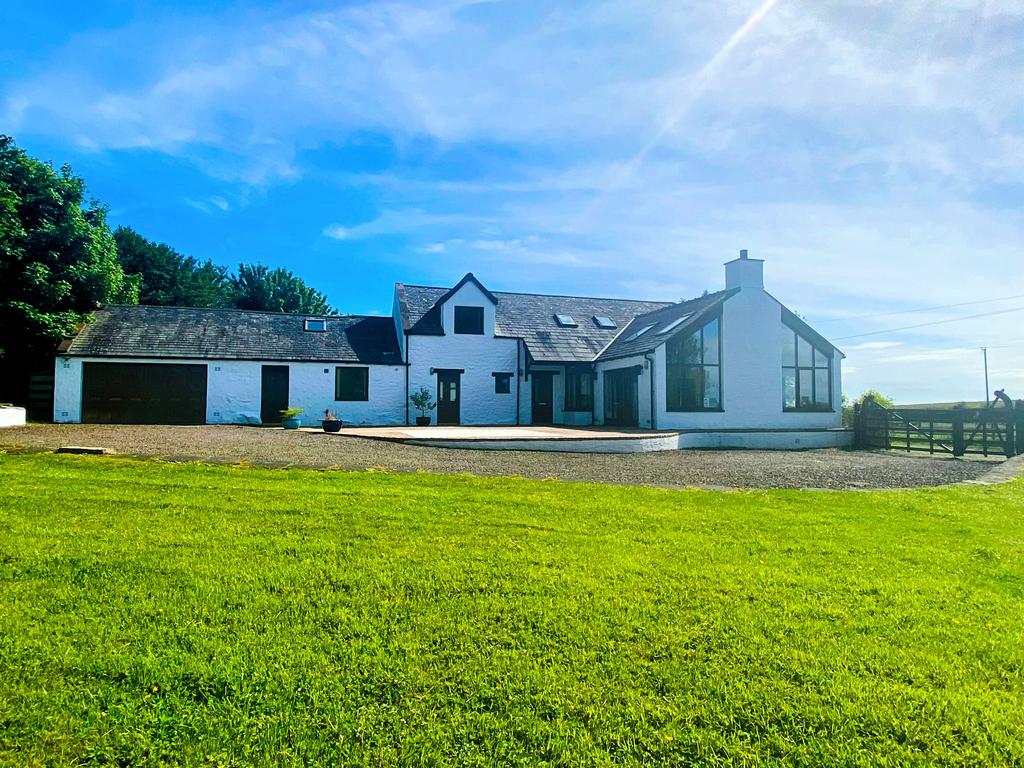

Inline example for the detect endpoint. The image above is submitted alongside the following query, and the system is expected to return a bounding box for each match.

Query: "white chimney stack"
[725,248,764,290]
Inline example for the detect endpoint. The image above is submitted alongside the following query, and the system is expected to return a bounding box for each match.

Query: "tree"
[114,226,230,308]
[230,263,334,315]
[0,135,138,403]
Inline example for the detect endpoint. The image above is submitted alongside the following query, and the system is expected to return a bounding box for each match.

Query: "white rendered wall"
[407,281,520,425]
[653,288,842,431]
[53,356,405,425]
[594,354,655,428]
[524,365,594,427]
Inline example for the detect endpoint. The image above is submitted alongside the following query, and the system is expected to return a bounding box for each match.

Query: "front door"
[260,365,289,424]
[531,372,554,424]
[604,367,638,427]
[437,370,461,425]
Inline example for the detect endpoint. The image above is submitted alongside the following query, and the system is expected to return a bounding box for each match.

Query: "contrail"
[573,0,780,228]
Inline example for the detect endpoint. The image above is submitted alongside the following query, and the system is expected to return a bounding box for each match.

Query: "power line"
[833,305,1024,341]
[815,293,1024,324]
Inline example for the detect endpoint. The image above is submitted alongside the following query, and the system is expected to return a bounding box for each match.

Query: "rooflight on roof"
[658,313,694,334]
[625,323,656,341]
[304,318,327,332]
[554,313,577,327]
[593,316,616,329]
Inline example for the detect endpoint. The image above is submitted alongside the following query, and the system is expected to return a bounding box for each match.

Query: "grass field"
[1,454,1023,766]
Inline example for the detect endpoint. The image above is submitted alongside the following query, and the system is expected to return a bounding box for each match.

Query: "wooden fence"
[854,397,1023,458]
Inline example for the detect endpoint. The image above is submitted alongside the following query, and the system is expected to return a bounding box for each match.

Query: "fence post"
[1015,403,1024,457]
[952,409,966,457]
[853,402,864,448]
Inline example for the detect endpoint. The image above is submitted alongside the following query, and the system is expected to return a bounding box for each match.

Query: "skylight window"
[625,323,656,341]
[554,313,577,327]
[304,318,327,332]
[658,313,694,334]
[593,316,616,329]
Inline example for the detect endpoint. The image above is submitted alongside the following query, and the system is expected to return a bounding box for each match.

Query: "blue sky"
[2,0,1023,403]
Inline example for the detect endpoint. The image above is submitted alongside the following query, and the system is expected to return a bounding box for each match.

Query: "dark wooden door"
[604,367,638,427]
[261,365,289,424]
[82,362,207,424]
[436,370,461,425]
[531,372,554,424]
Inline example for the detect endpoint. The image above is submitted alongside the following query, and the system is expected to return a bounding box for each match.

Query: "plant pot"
[282,417,302,430]
[415,416,431,426]
[322,419,343,433]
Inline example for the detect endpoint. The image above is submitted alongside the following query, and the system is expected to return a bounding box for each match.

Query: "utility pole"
[981,346,990,404]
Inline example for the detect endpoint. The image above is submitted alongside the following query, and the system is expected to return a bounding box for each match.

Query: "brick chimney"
[725,248,764,290]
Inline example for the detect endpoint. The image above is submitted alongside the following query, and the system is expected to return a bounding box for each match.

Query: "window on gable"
[554,313,577,327]
[335,367,369,401]
[493,372,512,394]
[782,325,832,411]
[564,369,593,412]
[304,318,327,332]
[454,305,484,335]
[666,316,721,411]
[593,316,616,329]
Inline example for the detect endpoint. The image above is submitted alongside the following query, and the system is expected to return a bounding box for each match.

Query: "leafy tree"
[0,135,137,403]
[230,263,334,314]
[114,226,230,307]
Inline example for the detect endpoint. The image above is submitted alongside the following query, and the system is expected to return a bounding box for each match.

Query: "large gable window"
[564,369,592,412]
[335,367,369,401]
[453,306,484,335]
[666,317,721,411]
[782,326,832,411]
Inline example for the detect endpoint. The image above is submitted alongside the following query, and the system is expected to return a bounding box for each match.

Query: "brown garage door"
[82,363,208,424]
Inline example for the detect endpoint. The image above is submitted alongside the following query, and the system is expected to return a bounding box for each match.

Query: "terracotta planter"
[415,416,431,426]
[322,419,343,433]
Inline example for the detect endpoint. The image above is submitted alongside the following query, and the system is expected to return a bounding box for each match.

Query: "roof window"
[304,318,327,332]
[554,313,577,327]
[658,313,694,334]
[625,323,656,341]
[593,316,616,329]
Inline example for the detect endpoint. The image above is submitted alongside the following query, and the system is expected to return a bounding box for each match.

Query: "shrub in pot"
[280,407,304,429]
[410,386,436,426]
[322,409,343,433]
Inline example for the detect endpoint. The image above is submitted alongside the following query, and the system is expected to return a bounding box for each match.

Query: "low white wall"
[53,356,406,425]
[407,433,680,453]
[0,406,26,428]
[677,429,853,450]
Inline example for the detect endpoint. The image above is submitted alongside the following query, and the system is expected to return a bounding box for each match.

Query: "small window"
[335,367,369,401]
[565,369,593,412]
[593,316,616,329]
[625,323,656,341]
[454,306,484,335]
[658,313,694,334]
[304,318,326,332]
[554,313,577,327]
[493,372,512,394]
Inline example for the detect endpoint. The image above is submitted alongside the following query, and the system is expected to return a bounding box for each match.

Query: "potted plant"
[322,409,343,433]
[280,407,304,429]
[410,386,436,426]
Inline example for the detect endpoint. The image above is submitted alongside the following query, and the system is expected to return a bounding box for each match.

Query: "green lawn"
[1,454,1022,766]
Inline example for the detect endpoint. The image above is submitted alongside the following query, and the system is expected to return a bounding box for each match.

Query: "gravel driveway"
[0,424,1001,489]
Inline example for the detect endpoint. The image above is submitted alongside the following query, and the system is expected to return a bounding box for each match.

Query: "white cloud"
[323,224,348,240]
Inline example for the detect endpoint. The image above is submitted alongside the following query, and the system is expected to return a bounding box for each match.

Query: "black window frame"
[782,326,833,412]
[665,314,723,412]
[493,372,512,394]
[335,366,369,401]
[564,368,593,412]
[453,305,485,335]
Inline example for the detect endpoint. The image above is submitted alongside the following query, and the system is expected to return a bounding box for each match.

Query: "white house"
[53,251,847,448]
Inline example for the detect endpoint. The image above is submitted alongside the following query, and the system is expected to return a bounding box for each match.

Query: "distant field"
[1,454,1022,765]
[897,401,990,409]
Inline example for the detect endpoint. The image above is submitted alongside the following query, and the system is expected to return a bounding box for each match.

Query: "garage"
[82,363,208,424]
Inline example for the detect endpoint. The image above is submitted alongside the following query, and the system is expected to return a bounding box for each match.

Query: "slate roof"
[598,289,737,361]
[395,283,673,363]
[59,305,402,364]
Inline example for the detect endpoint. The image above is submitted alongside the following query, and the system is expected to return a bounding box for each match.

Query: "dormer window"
[554,314,577,327]
[454,306,484,335]
[304,318,327,332]
[593,316,616,329]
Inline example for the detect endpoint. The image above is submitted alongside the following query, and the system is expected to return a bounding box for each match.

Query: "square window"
[454,306,484,335]
[304,318,326,332]
[335,367,369,401]
[494,373,512,394]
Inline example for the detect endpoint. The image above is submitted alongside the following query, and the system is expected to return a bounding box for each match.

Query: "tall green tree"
[114,226,230,307]
[0,135,138,403]
[230,263,334,315]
